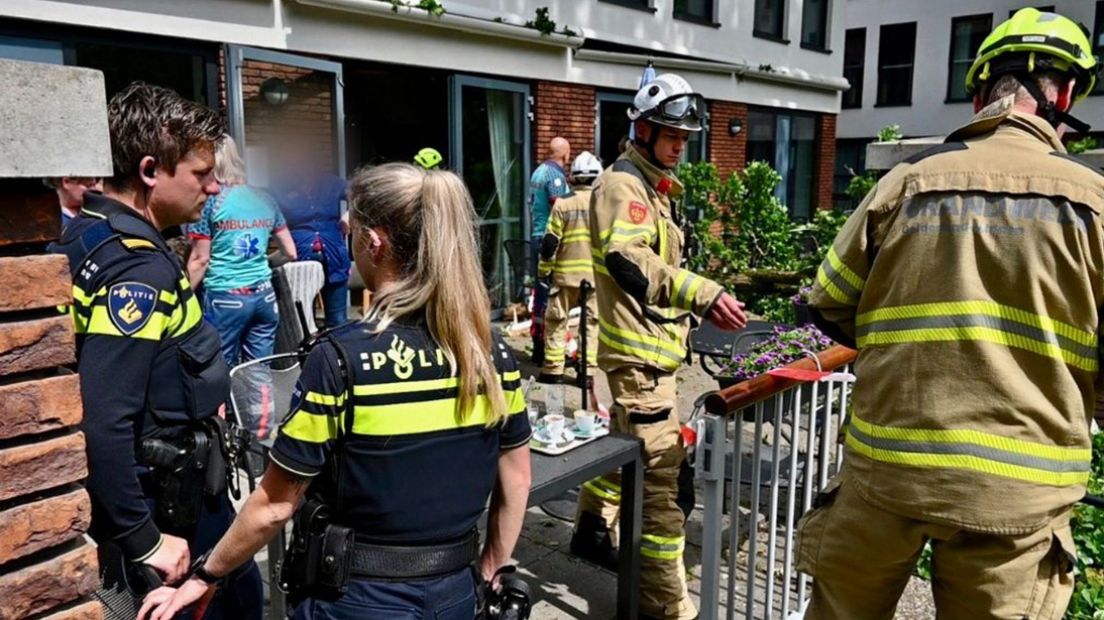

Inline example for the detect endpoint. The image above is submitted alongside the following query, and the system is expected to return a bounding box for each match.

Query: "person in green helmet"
[797,8,1104,619]
[414,147,443,170]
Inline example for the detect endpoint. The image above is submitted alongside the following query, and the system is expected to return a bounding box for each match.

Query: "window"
[801,0,830,51]
[754,0,787,41]
[842,28,866,109]
[1093,2,1104,95]
[747,109,817,221]
[1009,6,1054,18]
[877,22,917,106]
[674,0,716,24]
[599,0,654,11]
[834,138,868,210]
[947,14,992,102]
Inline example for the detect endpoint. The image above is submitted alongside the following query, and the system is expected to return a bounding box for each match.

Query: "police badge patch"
[108,282,159,336]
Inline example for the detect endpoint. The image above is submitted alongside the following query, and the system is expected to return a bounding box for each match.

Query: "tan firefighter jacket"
[811,95,1104,533]
[590,147,724,374]
[538,186,595,288]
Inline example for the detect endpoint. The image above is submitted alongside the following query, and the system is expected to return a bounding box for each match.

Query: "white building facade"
[836,1,1104,201]
[1,0,847,303]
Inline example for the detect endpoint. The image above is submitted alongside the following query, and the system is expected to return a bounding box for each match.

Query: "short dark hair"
[106,82,224,189]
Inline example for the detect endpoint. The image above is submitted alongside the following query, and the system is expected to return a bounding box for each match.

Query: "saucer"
[571,424,600,438]
[534,427,576,446]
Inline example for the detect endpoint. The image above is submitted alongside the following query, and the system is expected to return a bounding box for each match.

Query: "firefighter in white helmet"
[537,151,603,384]
[572,73,748,620]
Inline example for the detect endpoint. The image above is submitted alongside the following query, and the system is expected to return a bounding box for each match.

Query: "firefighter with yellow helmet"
[537,151,603,384]
[799,9,1103,618]
[572,73,748,620]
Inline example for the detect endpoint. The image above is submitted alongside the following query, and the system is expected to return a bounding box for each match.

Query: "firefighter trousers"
[542,284,598,377]
[575,366,696,620]
[796,471,1077,620]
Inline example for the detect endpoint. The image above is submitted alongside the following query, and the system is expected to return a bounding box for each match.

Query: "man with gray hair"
[528,136,571,365]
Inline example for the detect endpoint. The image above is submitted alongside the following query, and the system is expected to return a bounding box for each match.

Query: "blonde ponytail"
[347,163,507,425]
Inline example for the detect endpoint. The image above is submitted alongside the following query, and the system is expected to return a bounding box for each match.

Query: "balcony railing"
[694,345,857,620]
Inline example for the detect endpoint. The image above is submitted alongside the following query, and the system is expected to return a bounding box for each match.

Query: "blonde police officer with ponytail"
[572,74,747,620]
[536,151,603,384]
[799,9,1104,619]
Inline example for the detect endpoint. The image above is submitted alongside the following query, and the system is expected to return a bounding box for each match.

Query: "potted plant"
[710,324,834,389]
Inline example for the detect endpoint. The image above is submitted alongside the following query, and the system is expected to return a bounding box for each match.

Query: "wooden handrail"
[704,345,858,416]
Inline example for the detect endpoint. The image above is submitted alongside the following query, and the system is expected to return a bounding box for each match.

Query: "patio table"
[530,432,644,620]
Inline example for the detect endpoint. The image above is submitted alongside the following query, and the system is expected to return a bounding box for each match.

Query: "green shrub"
[1068,432,1104,619]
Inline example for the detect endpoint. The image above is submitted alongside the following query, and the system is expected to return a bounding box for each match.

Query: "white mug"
[543,414,566,440]
[574,409,597,435]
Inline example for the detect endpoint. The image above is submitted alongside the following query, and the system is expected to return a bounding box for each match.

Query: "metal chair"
[228,352,302,620]
[272,261,325,368]
[503,239,532,303]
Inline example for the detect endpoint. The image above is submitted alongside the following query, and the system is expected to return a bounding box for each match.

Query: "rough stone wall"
[0,181,101,620]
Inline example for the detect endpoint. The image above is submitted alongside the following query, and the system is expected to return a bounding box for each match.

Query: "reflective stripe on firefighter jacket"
[538,186,595,288]
[590,147,724,373]
[810,95,1104,533]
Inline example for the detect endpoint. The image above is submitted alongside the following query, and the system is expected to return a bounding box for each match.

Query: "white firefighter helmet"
[570,151,603,180]
[627,73,704,132]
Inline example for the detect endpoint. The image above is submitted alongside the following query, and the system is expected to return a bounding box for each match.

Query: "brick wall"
[0,181,100,620]
[707,100,748,179]
[815,113,837,212]
[533,81,596,164]
[240,60,337,171]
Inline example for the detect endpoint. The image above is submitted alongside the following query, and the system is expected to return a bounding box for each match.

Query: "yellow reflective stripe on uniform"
[598,320,684,371]
[671,269,704,311]
[552,259,593,274]
[353,395,496,435]
[656,214,668,259]
[159,289,178,306]
[846,415,1090,487]
[505,387,525,414]
[640,533,685,561]
[72,284,102,306]
[855,301,1098,371]
[503,370,521,382]
[816,246,864,305]
[601,222,655,247]
[166,294,202,337]
[281,410,340,444]
[582,476,621,503]
[305,391,345,407]
[548,218,565,236]
[559,230,590,243]
[85,306,168,340]
[354,376,459,396]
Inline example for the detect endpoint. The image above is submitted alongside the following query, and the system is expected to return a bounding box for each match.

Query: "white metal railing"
[695,346,858,620]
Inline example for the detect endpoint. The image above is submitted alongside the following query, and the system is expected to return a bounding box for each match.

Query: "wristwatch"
[187,550,224,586]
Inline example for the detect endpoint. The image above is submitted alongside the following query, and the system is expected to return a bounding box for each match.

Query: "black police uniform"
[52,192,263,619]
[271,316,531,619]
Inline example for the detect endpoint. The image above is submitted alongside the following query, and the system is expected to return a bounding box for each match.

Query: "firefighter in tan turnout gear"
[571,73,748,620]
[537,151,603,384]
[799,9,1104,619]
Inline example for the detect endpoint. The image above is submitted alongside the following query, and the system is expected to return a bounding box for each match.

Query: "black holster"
[140,419,229,528]
[280,499,354,603]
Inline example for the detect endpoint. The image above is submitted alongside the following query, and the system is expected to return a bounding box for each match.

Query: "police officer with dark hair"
[52,81,263,619]
[139,162,532,620]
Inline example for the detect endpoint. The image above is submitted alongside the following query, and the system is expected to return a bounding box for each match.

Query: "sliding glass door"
[449,76,531,310]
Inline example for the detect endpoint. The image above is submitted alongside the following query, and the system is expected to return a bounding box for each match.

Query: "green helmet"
[414,147,443,170]
[966,8,1098,102]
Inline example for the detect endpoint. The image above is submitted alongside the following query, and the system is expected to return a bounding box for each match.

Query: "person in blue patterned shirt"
[527,137,571,364]
[187,135,297,370]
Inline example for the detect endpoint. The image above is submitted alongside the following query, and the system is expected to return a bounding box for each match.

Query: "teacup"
[543,414,566,440]
[573,409,597,435]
